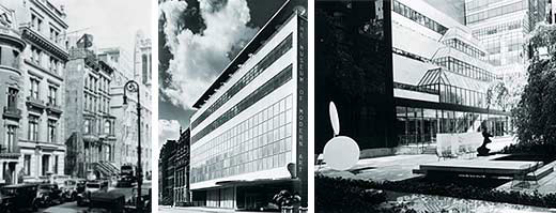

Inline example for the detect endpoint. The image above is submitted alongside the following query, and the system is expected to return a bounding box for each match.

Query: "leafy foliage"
[486,81,510,111]
[513,23,556,146]
[316,175,556,209]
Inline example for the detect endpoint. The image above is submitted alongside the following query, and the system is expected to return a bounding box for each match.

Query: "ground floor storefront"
[191,180,297,211]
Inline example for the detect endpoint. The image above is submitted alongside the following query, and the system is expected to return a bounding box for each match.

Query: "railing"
[3,106,22,119]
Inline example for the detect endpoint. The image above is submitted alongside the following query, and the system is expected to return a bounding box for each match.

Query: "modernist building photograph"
[0,0,153,212]
[158,0,307,212]
[316,0,556,212]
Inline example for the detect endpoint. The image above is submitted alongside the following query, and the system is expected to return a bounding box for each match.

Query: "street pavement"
[159,206,263,213]
[40,183,151,212]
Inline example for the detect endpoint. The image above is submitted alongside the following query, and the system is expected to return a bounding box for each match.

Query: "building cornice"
[21,25,69,62]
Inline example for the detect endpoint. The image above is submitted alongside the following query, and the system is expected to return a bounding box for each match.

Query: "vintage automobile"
[0,184,40,212]
[77,180,109,206]
[61,179,80,201]
[76,178,87,193]
[36,183,64,207]
[52,175,71,185]
[90,191,125,213]
[124,186,151,213]
[44,191,125,213]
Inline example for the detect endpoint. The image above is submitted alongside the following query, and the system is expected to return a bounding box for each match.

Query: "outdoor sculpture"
[477,122,493,156]
[323,101,360,170]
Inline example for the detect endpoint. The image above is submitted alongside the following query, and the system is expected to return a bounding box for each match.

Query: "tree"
[513,23,556,145]
[486,81,510,111]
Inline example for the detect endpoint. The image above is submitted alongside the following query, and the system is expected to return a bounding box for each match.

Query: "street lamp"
[123,80,143,213]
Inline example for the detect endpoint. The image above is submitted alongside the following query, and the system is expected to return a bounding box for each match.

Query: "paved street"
[159,206,264,213]
[40,183,151,212]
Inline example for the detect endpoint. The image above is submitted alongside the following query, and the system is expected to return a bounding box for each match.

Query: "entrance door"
[42,155,50,176]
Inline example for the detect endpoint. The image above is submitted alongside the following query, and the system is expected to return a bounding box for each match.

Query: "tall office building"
[4,0,69,179]
[189,2,307,210]
[315,0,396,153]
[391,0,510,149]
[465,0,546,78]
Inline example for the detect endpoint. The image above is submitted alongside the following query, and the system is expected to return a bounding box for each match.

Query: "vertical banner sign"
[296,14,308,208]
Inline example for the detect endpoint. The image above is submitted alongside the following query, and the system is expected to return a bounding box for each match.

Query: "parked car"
[52,175,71,186]
[60,179,79,201]
[0,184,40,212]
[77,180,109,206]
[76,178,87,193]
[36,183,64,207]
[90,191,126,213]
[124,186,151,213]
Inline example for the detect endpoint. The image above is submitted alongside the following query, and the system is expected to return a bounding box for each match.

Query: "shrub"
[316,175,556,209]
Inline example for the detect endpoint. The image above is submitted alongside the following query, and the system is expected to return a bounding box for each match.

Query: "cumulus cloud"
[158,119,181,149]
[159,0,258,110]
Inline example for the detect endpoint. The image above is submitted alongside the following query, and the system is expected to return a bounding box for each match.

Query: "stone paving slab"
[387,194,556,213]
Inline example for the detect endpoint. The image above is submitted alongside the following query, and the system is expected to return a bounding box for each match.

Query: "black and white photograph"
[315,0,556,212]
[0,0,153,212]
[157,0,308,212]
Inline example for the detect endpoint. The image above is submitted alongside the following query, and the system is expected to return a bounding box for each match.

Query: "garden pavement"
[316,136,517,182]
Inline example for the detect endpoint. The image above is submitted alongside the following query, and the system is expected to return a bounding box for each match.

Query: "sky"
[157,0,288,147]
[51,0,152,56]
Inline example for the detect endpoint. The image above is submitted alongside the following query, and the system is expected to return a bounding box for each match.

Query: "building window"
[30,78,39,99]
[48,120,57,143]
[7,88,18,108]
[48,86,57,106]
[84,120,90,134]
[31,14,42,32]
[50,27,60,44]
[28,115,39,141]
[24,155,31,175]
[104,121,111,135]
[4,125,16,152]
[31,47,41,64]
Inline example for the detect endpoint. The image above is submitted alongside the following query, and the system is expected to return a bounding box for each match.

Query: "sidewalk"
[158,206,268,213]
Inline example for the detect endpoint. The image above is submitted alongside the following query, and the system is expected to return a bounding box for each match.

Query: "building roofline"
[192,0,305,108]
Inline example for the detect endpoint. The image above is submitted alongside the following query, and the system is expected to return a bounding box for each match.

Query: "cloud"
[158,119,181,149]
[159,0,258,110]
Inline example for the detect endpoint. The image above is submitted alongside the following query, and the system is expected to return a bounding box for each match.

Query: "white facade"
[189,13,305,209]
[3,0,69,179]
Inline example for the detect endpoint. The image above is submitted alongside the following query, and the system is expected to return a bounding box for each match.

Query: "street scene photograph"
[0,0,153,212]
[158,0,308,212]
[315,0,556,212]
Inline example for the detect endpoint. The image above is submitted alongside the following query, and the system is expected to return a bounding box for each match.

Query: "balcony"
[2,107,22,120]
[26,96,46,110]
[0,144,20,159]
[46,102,63,115]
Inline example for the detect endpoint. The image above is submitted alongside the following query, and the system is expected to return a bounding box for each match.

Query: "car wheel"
[32,201,39,211]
